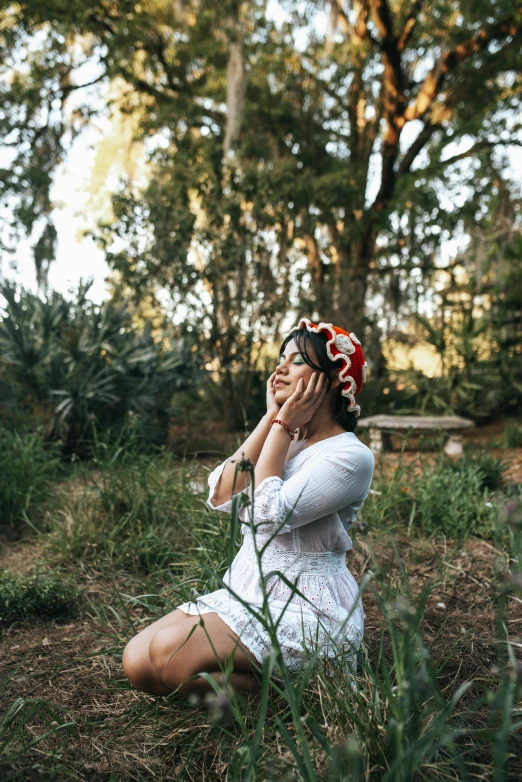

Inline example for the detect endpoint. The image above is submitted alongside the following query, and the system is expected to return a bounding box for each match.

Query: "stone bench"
[356,414,476,457]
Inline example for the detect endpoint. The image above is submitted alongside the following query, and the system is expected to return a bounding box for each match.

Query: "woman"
[122,318,374,697]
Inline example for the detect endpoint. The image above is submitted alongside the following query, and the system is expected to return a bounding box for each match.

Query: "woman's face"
[274,338,318,403]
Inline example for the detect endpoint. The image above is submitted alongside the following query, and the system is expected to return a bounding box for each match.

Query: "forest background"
[1,0,522,451]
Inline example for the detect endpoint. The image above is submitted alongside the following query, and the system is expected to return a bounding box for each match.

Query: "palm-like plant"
[0,283,201,448]
[397,304,522,420]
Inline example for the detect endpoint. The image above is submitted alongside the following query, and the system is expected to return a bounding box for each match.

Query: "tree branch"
[153,32,185,93]
[419,138,522,173]
[403,13,522,123]
[370,0,396,42]
[397,0,424,52]
[117,67,173,102]
[397,121,441,176]
[367,0,408,209]
[334,0,379,46]
[62,73,106,98]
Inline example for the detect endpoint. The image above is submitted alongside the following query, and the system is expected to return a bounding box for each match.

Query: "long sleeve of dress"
[207,446,374,535]
[250,449,374,534]
[207,457,249,513]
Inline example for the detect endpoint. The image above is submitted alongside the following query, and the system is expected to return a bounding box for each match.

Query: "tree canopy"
[1,1,521,420]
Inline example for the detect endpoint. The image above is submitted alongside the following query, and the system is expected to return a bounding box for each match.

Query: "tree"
[1,0,521,400]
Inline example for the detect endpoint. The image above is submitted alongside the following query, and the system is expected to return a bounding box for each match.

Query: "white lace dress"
[178,431,375,678]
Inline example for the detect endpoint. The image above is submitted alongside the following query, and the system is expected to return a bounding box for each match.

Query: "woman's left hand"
[277,372,328,431]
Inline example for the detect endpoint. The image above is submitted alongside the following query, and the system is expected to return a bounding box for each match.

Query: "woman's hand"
[266,370,280,418]
[277,372,328,431]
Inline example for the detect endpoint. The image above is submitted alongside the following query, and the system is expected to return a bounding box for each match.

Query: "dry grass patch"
[1,525,520,780]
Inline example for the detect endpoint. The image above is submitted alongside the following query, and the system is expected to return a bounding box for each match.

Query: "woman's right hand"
[266,370,280,418]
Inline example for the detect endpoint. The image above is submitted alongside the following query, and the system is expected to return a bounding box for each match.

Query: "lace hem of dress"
[177,589,362,680]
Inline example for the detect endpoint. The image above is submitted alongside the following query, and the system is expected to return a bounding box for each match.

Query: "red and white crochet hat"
[285,318,368,417]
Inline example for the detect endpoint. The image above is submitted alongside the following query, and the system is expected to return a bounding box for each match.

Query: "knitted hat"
[285,317,368,417]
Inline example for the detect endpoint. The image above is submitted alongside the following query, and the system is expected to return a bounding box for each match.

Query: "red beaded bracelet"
[271,418,298,440]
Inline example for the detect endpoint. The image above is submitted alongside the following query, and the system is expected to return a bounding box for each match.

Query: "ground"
[1,427,521,779]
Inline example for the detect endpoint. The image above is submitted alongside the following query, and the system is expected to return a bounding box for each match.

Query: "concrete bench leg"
[369,429,392,453]
[369,429,383,452]
[444,434,463,457]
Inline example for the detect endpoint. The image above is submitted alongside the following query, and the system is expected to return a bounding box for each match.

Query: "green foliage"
[412,459,499,544]
[502,420,522,449]
[453,449,506,491]
[0,568,81,626]
[366,451,506,544]
[2,0,522,416]
[46,438,229,577]
[0,425,61,530]
[0,282,201,450]
[389,251,522,421]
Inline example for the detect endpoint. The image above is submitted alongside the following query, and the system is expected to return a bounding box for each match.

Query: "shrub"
[0,282,202,452]
[502,420,522,449]
[449,450,506,491]
[0,426,61,531]
[412,457,498,543]
[0,569,82,626]
[365,452,504,544]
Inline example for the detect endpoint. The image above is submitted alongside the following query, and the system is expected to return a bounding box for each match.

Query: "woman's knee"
[122,634,163,694]
[149,626,193,689]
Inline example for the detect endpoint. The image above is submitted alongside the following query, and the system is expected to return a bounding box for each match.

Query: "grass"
[0,568,82,627]
[363,448,512,546]
[502,421,522,449]
[0,425,62,532]
[0,438,521,780]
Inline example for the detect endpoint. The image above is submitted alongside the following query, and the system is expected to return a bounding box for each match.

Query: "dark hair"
[278,328,358,433]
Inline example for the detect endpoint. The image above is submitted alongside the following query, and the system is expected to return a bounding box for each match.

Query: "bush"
[451,450,506,491]
[0,282,202,452]
[412,457,499,543]
[0,426,61,531]
[0,569,82,626]
[365,452,504,544]
[502,420,522,448]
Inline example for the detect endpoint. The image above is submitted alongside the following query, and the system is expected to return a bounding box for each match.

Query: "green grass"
[44,439,230,581]
[502,420,522,449]
[364,449,509,545]
[0,568,82,627]
[1,443,521,779]
[0,426,62,531]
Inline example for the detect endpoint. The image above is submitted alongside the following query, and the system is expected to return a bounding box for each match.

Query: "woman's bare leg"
[187,670,262,698]
[122,608,261,696]
[122,608,189,694]
[148,612,261,695]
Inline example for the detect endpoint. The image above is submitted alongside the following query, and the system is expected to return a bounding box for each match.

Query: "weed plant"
[46,435,235,583]
[0,568,81,626]
[502,420,522,449]
[364,449,507,545]
[412,458,499,544]
[0,426,61,532]
[458,447,506,491]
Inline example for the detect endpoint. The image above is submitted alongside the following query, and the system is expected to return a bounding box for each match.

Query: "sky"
[2,2,521,315]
